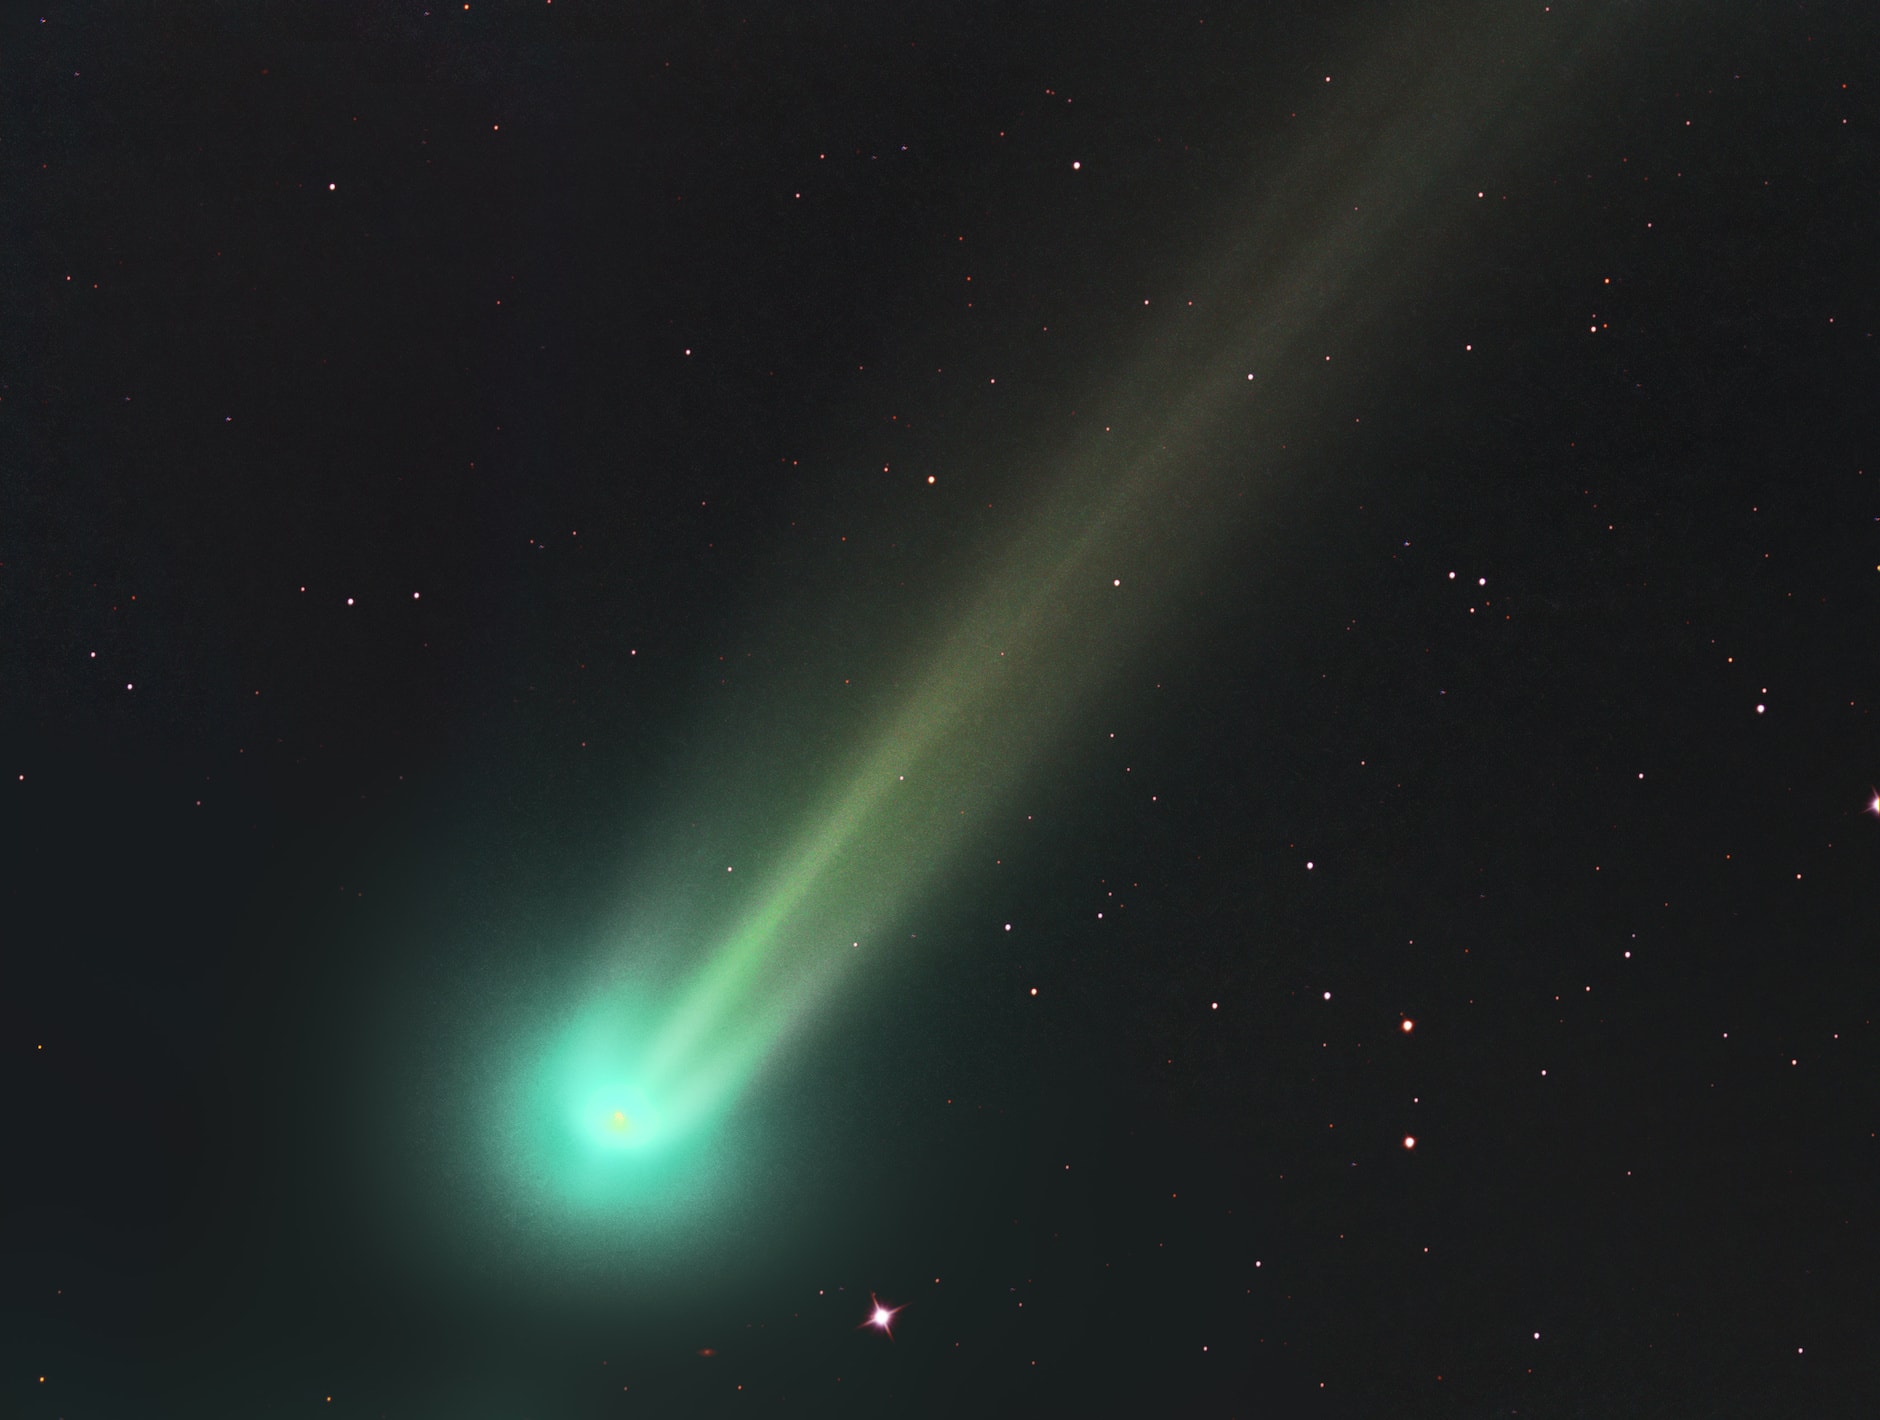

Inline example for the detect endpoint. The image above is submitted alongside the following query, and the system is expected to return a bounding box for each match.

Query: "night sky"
[8,2,1880,1415]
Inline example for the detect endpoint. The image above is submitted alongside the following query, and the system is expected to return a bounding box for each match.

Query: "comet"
[460,0,1634,1245]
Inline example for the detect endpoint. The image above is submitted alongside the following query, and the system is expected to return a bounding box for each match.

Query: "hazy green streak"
[499,0,1636,1221]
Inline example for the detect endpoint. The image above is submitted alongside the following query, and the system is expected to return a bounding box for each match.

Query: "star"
[860,1294,903,1338]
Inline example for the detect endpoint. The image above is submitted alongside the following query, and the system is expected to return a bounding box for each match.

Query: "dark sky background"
[7,2,1880,1416]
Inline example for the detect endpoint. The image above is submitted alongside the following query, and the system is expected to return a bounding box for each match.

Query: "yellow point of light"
[609,1110,632,1133]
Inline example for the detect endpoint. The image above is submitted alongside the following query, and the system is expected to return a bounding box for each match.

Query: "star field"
[7,2,1880,1416]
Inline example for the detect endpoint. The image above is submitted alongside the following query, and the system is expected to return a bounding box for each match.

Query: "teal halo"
[489,987,734,1230]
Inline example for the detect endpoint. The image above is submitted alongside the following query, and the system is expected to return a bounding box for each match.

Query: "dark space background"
[6,2,1879,1415]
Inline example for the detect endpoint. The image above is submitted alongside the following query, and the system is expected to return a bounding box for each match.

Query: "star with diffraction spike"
[860,1294,903,1339]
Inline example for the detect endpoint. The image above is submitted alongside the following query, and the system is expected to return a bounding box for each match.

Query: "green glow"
[482,0,1627,1231]
[495,986,732,1224]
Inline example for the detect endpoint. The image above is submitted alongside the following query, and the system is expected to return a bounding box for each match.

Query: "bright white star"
[861,1293,903,1338]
